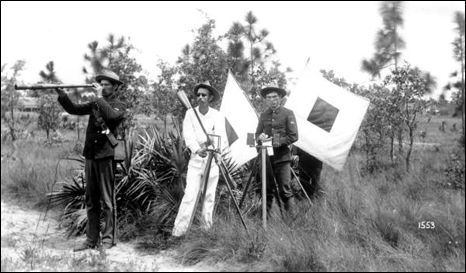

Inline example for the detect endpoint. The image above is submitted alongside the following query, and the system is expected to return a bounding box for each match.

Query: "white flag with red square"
[220,71,258,166]
[285,66,370,171]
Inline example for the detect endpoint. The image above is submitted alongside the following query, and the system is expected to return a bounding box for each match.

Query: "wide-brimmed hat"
[194,81,220,102]
[95,70,123,86]
[260,82,287,98]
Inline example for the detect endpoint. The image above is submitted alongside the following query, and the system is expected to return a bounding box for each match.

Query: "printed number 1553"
[418,221,435,229]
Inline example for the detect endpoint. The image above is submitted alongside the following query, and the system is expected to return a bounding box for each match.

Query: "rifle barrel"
[14,84,93,90]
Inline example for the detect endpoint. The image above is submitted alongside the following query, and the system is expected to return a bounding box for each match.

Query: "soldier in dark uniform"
[255,84,299,214]
[55,70,126,251]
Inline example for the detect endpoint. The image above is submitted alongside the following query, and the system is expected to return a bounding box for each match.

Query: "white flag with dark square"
[285,67,370,171]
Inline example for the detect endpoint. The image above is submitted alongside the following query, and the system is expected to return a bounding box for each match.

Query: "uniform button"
[95,140,98,143]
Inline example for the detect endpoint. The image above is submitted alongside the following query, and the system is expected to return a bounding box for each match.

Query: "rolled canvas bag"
[111,109,129,163]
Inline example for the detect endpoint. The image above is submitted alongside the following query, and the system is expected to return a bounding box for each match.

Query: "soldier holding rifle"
[172,81,228,237]
[55,70,126,251]
[255,84,298,215]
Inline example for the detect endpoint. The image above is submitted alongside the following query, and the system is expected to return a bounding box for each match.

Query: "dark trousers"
[84,157,116,246]
[263,158,293,210]
[297,152,323,199]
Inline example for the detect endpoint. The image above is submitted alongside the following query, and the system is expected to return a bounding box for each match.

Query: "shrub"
[444,150,465,191]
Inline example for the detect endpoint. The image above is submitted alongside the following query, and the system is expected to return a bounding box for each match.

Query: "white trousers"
[172,157,219,237]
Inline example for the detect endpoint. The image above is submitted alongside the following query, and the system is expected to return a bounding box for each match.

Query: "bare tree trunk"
[9,125,16,141]
[405,127,414,172]
[397,129,403,154]
[250,42,255,91]
[394,23,398,71]
[78,117,80,140]
[462,83,465,146]
[390,134,395,163]
[461,47,465,147]
[9,92,16,142]
[457,18,465,148]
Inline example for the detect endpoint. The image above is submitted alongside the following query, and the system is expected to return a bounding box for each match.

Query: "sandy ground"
[0,200,220,272]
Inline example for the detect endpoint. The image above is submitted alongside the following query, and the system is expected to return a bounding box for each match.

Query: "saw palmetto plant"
[47,120,244,239]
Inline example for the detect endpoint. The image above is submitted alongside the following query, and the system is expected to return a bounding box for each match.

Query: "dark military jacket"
[255,106,299,163]
[58,92,126,160]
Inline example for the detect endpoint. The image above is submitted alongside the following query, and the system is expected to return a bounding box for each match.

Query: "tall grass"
[2,115,464,271]
[1,139,80,208]
[171,147,465,271]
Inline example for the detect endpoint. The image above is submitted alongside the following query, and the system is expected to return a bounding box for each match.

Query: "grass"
[1,139,81,209]
[168,150,464,271]
[1,114,464,271]
[164,114,465,271]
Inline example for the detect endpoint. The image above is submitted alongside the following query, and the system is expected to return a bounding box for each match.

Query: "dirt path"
[1,200,219,272]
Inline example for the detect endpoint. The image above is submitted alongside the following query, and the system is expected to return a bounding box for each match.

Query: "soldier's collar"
[268,106,282,114]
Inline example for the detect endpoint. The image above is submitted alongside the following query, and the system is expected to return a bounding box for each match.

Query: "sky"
[1,1,465,99]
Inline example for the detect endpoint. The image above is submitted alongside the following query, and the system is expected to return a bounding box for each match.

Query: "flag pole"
[291,169,313,206]
[239,153,260,208]
[227,70,267,227]
[261,146,267,229]
[294,57,311,89]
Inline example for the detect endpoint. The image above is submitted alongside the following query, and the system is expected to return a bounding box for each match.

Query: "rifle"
[15,84,93,90]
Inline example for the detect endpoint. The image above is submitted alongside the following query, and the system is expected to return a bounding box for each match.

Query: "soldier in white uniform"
[172,81,228,237]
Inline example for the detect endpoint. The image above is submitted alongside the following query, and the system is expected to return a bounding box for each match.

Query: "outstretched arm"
[56,88,92,115]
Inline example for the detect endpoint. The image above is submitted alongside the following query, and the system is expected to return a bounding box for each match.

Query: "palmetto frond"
[47,178,85,210]
[60,208,88,238]
[47,156,85,209]
[125,123,189,232]
[50,119,259,238]
[219,155,244,189]
[46,156,87,236]
[149,185,183,234]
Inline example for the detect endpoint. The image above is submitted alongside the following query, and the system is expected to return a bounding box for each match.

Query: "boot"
[73,242,99,252]
[284,197,295,216]
[265,197,273,219]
